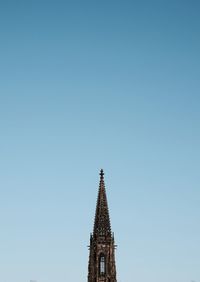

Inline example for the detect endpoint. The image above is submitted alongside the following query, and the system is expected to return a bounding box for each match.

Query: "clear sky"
[0,1,200,282]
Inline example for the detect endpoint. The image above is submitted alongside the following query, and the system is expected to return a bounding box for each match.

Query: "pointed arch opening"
[99,253,106,276]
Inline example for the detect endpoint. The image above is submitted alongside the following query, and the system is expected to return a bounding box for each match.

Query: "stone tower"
[88,169,117,282]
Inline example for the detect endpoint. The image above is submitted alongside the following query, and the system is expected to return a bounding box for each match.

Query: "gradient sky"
[0,1,200,282]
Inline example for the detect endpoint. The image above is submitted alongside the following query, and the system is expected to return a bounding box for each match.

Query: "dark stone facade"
[88,170,117,282]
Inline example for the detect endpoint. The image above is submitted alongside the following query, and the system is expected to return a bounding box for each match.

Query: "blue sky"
[0,1,200,282]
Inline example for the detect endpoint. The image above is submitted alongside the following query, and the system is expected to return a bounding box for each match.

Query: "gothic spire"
[88,170,117,282]
[93,169,111,238]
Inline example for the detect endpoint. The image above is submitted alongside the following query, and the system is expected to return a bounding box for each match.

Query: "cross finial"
[100,169,104,178]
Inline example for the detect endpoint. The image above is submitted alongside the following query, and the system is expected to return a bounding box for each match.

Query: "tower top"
[88,170,117,282]
[93,169,111,238]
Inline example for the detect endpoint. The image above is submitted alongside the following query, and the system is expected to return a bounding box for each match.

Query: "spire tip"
[100,169,104,178]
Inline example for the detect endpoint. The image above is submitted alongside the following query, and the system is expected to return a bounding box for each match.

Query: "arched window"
[99,254,106,275]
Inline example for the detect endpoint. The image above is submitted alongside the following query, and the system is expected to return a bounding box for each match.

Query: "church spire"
[93,169,111,238]
[88,170,117,282]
